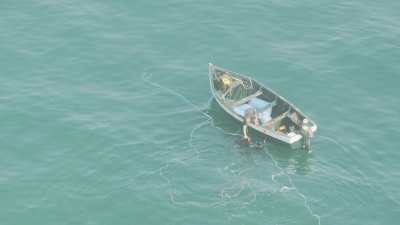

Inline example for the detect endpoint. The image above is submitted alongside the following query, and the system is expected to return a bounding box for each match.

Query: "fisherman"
[301,119,313,151]
[253,110,260,126]
[277,124,287,133]
[241,108,262,145]
[241,115,252,145]
[220,73,232,92]
[289,111,300,125]
[240,115,265,149]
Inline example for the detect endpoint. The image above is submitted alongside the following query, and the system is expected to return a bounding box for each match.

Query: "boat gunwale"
[209,63,317,132]
[208,63,316,144]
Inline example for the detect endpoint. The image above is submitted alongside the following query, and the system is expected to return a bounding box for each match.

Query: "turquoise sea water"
[1,1,400,224]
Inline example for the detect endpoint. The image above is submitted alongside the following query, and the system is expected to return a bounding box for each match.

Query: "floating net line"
[140,73,322,225]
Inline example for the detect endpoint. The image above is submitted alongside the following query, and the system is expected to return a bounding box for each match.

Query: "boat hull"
[208,63,317,147]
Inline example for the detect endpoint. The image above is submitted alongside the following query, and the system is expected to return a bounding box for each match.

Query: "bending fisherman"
[241,116,252,145]
[301,119,314,151]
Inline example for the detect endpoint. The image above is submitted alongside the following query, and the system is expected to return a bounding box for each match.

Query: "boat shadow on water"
[207,99,313,175]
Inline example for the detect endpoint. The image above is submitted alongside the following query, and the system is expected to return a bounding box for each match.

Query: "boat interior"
[212,69,306,136]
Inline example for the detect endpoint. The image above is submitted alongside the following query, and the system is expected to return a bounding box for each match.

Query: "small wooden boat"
[208,63,317,149]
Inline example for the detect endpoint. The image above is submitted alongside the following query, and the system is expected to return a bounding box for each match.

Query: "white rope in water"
[141,73,242,138]
[189,120,212,160]
[264,149,322,225]
[168,188,224,208]
[317,135,349,153]
[140,73,321,223]
[141,73,212,120]
[141,73,250,207]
